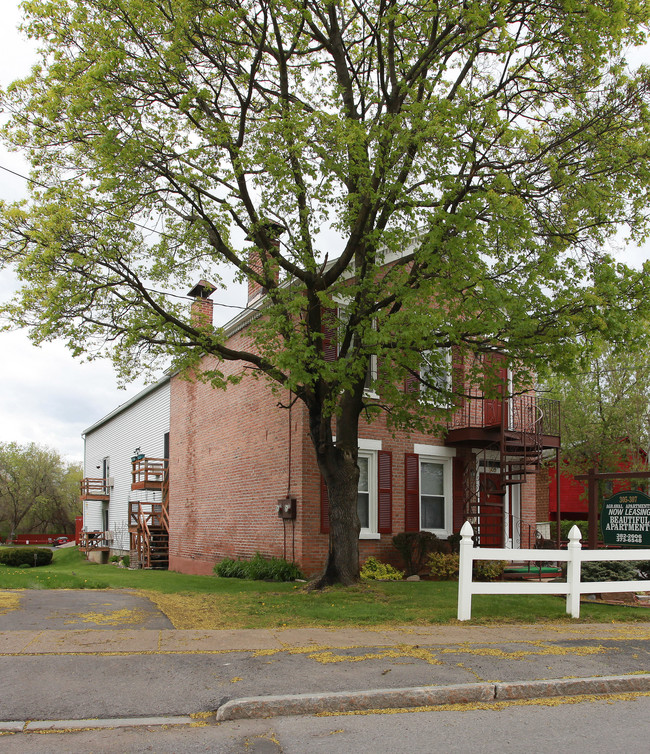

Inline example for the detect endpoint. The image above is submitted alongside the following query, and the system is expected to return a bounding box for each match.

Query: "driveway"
[0,589,174,630]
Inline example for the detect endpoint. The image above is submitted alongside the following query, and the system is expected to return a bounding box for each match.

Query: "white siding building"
[81,376,170,554]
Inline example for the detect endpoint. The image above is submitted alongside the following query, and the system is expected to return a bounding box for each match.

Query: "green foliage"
[121,555,130,567]
[550,520,589,542]
[109,555,120,562]
[427,552,460,580]
[3,0,650,585]
[0,547,53,567]
[544,343,650,477]
[581,560,641,582]
[214,557,248,579]
[360,557,404,581]
[214,553,304,582]
[474,560,507,582]
[392,531,440,576]
[0,442,81,537]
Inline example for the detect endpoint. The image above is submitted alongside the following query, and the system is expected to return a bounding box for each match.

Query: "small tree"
[2,1,650,584]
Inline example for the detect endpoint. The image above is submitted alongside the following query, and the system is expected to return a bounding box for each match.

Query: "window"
[336,304,377,395]
[420,348,452,405]
[420,460,445,529]
[357,450,377,537]
[321,438,392,538]
[405,445,455,536]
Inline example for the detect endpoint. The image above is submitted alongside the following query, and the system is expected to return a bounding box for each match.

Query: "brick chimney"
[188,280,216,328]
[246,220,285,305]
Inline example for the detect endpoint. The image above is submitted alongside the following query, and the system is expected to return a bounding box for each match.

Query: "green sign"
[601,491,650,547]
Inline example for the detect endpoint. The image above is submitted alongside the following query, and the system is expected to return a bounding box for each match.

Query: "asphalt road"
[1,695,649,753]
[1,589,650,751]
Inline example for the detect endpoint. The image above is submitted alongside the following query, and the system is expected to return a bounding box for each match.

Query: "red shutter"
[378,450,392,534]
[404,453,420,532]
[322,307,338,362]
[320,475,330,533]
[404,371,419,393]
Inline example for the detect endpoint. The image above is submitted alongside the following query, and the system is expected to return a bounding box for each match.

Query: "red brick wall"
[168,327,308,575]
[168,332,542,577]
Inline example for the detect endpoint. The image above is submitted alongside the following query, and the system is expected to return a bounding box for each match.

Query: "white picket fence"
[457,521,650,620]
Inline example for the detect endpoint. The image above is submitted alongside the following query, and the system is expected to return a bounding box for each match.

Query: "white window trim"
[333,300,379,399]
[419,348,452,406]
[341,438,381,539]
[415,443,454,537]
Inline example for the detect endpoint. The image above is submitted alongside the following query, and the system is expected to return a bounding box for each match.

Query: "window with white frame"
[420,348,452,405]
[357,439,382,539]
[415,444,454,536]
[337,304,377,395]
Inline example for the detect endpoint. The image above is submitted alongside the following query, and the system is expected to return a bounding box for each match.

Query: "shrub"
[392,531,440,575]
[446,533,461,554]
[0,547,53,567]
[109,555,120,563]
[427,552,459,580]
[550,520,589,542]
[214,553,304,581]
[581,560,641,582]
[360,556,404,581]
[474,560,506,581]
[121,555,130,567]
[214,557,249,578]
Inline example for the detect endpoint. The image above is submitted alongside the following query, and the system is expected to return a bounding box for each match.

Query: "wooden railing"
[80,478,110,499]
[131,458,166,490]
[129,499,169,568]
[79,530,111,551]
[129,501,168,533]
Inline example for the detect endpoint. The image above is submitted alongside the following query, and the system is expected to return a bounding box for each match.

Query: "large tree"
[2,1,650,584]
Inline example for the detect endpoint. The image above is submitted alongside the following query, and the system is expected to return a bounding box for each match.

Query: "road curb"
[0,715,195,733]
[216,674,650,721]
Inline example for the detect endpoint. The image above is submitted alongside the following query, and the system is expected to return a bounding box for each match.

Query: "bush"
[360,556,404,581]
[393,531,462,574]
[474,560,506,581]
[214,557,248,578]
[581,560,641,582]
[0,547,53,567]
[392,531,440,575]
[427,552,459,580]
[214,553,304,581]
[550,520,589,542]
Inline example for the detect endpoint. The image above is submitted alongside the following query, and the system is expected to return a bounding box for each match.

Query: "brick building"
[81,268,561,576]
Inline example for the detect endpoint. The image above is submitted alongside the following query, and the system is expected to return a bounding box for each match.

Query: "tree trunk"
[308,389,364,588]
[314,450,361,587]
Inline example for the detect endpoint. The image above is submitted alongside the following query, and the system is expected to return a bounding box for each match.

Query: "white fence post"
[565,525,582,618]
[457,521,475,620]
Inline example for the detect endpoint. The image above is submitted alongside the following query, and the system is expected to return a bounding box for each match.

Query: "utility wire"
[0,162,256,313]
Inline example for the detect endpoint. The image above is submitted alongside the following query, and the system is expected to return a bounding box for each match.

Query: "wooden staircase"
[129,466,169,569]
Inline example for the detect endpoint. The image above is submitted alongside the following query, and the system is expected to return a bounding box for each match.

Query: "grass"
[1,546,649,629]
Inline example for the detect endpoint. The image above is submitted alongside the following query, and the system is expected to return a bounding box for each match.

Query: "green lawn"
[1,546,648,628]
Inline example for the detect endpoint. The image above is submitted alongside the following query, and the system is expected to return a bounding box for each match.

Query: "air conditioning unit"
[108,476,115,488]
[105,531,114,542]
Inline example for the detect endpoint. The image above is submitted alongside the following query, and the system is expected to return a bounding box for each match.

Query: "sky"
[0,2,649,464]
[0,1,246,462]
